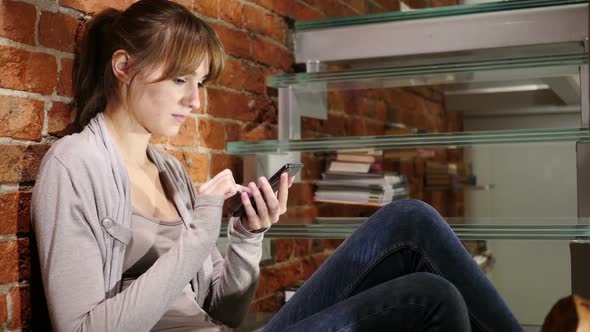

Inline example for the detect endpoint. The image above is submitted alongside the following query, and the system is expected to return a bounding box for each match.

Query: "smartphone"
[231,163,304,218]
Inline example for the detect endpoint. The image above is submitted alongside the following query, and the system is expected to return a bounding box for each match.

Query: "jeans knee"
[377,199,447,233]
[413,272,467,313]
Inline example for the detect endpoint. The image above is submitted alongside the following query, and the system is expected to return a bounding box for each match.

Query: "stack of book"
[325,149,382,174]
[314,149,410,206]
[315,172,409,206]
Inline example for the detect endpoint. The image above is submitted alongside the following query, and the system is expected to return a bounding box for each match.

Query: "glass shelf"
[295,0,586,31]
[226,127,590,153]
[267,53,587,90]
[220,218,590,240]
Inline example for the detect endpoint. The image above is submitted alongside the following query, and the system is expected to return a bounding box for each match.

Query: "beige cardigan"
[31,112,264,331]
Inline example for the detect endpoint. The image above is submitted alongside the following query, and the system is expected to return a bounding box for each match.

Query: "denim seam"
[337,241,493,332]
[334,303,425,332]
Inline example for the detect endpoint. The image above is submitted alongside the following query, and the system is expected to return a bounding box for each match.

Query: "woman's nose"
[185,87,200,111]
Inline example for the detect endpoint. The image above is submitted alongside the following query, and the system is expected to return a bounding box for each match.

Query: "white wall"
[463,113,578,325]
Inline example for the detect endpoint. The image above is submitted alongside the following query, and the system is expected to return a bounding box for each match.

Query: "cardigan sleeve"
[32,155,225,332]
[203,216,264,327]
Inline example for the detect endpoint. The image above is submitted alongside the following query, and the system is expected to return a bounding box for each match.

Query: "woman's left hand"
[239,172,295,233]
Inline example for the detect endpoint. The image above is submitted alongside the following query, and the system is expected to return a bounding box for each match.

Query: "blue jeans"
[262,199,522,332]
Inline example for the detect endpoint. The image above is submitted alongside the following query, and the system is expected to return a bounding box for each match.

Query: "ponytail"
[73,8,121,132]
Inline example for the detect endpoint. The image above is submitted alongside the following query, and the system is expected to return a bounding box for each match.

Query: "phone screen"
[231,163,303,218]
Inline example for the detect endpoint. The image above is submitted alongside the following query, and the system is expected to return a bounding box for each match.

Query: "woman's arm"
[32,155,225,332]
[203,217,264,327]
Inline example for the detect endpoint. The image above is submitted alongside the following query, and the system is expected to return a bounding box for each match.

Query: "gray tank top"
[122,208,222,331]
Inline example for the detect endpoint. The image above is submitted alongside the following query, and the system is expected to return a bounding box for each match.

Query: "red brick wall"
[0,0,459,328]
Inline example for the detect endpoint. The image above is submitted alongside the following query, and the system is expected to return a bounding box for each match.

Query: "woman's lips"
[172,114,187,123]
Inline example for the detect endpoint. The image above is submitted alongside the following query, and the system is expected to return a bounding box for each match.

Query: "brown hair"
[73,0,225,131]
[541,295,579,332]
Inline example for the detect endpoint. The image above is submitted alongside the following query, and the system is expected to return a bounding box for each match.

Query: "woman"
[541,294,590,332]
[31,0,522,331]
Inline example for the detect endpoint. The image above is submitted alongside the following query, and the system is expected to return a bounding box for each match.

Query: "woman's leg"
[268,272,470,332]
[263,199,522,332]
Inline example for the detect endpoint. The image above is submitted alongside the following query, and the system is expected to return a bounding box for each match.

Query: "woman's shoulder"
[40,131,110,174]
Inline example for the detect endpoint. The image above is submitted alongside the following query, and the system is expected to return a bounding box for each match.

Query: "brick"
[293,239,311,257]
[389,89,418,111]
[0,46,58,95]
[242,5,286,44]
[207,88,256,121]
[0,0,36,45]
[48,101,77,138]
[341,0,367,14]
[240,122,276,141]
[432,0,458,6]
[292,1,324,20]
[211,23,250,59]
[210,153,242,183]
[166,149,208,183]
[168,116,198,147]
[273,239,293,262]
[251,294,282,312]
[320,113,347,136]
[194,0,218,18]
[0,293,6,326]
[39,11,80,53]
[17,192,31,234]
[0,95,44,141]
[220,0,242,28]
[198,117,225,150]
[301,253,329,276]
[149,134,168,145]
[0,144,50,183]
[365,120,385,136]
[8,284,31,329]
[373,0,401,12]
[252,36,292,71]
[405,0,429,9]
[171,0,193,10]
[224,122,241,143]
[0,192,18,235]
[249,0,294,17]
[0,240,18,283]
[218,58,265,94]
[303,0,357,17]
[59,0,135,13]
[57,58,74,97]
[345,117,365,136]
[17,237,30,281]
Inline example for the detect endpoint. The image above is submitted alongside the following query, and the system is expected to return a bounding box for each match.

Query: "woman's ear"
[111,50,131,84]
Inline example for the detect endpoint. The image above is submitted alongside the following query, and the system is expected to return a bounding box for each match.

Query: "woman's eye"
[173,78,186,85]
[198,82,204,88]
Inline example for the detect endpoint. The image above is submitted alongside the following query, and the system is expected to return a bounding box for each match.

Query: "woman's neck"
[103,105,153,170]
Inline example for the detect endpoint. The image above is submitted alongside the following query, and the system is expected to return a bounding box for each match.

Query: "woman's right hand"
[197,169,250,200]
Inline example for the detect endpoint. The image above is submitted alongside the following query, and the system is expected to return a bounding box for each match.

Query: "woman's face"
[125,60,208,137]
[575,295,590,331]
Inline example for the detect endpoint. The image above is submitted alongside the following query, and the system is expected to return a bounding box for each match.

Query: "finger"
[259,177,279,214]
[288,176,295,188]
[236,184,252,194]
[199,169,232,193]
[223,179,239,200]
[249,181,270,226]
[277,173,289,214]
[241,192,260,230]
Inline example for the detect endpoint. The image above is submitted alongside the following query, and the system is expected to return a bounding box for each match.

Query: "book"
[336,153,377,163]
[327,161,372,173]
